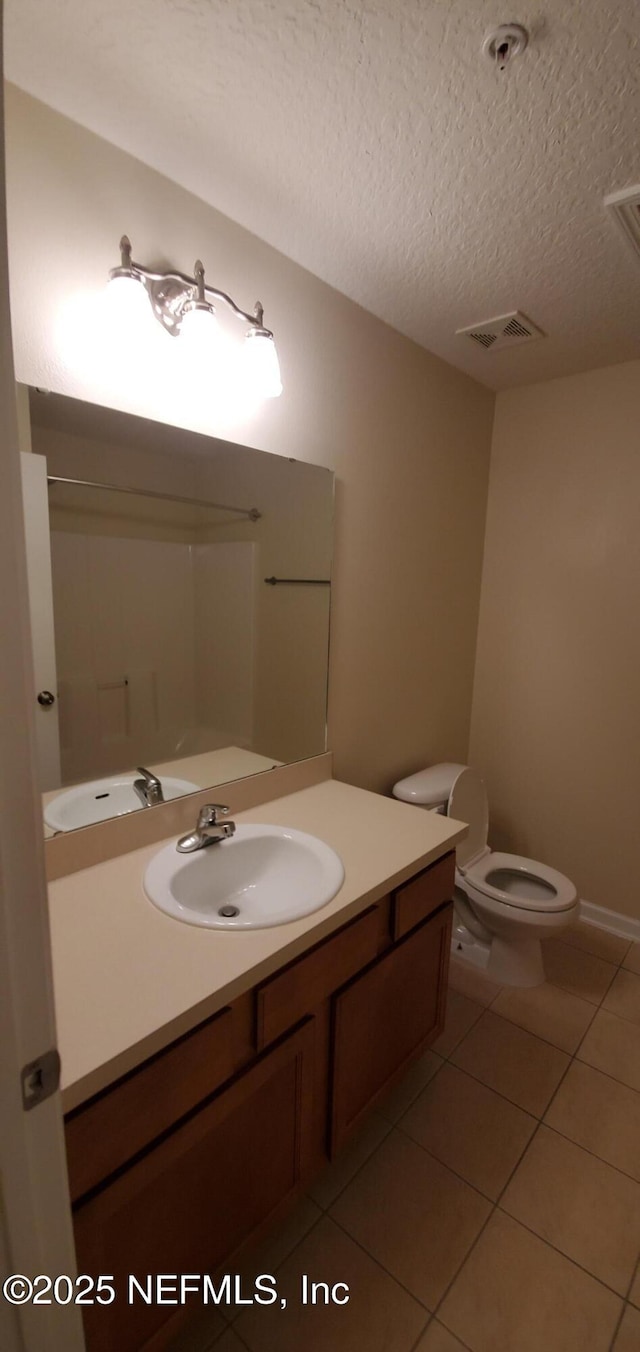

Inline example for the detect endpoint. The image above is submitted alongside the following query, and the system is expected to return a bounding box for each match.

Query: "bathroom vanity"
[49,776,464,1351]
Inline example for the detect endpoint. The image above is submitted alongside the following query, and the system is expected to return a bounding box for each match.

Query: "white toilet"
[392,763,579,987]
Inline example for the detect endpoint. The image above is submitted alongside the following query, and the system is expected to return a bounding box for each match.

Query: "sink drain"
[218,904,240,918]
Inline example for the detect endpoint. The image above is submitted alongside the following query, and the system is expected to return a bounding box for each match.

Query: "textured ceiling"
[4,0,640,389]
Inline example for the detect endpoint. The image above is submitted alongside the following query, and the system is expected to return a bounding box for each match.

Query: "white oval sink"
[44,775,199,831]
[144,824,345,929]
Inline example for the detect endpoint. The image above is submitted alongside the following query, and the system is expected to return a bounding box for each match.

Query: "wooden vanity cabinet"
[66,850,454,1351]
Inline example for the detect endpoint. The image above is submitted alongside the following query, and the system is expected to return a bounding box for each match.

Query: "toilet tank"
[392,763,466,811]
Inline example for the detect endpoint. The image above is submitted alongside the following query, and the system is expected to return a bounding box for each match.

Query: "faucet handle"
[197,803,230,828]
[136,766,161,787]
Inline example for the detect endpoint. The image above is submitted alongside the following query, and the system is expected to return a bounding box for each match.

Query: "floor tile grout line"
[219,1322,253,1352]
[454,996,597,1059]
[493,1200,633,1301]
[493,1117,544,1207]
[589,996,640,1035]
[607,1303,628,1352]
[546,933,625,967]
[309,1115,397,1214]
[557,933,634,967]
[328,1210,434,1316]
[573,1043,640,1098]
[433,993,486,1058]
[543,940,627,984]
[626,1254,640,1303]
[490,977,601,1044]
[441,1046,565,1119]
[534,1019,591,1122]
[444,978,570,1096]
[543,963,619,1008]
[406,1317,432,1352]
[227,1208,327,1328]
[376,1053,448,1130]
[539,1117,640,1188]
[392,1118,514,1208]
[404,1312,433,1352]
[412,1312,476,1352]
[430,1193,498,1323]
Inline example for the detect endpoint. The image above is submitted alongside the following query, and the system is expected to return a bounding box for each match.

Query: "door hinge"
[21,1049,61,1111]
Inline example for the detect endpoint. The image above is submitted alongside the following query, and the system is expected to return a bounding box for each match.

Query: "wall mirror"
[20,387,333,834]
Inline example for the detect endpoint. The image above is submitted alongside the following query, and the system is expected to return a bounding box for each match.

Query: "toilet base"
[451,922,491,972]
[451,923,545,987]
[486,935,545,987]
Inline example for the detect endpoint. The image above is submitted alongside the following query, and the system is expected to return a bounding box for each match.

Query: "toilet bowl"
[392,763,579,987]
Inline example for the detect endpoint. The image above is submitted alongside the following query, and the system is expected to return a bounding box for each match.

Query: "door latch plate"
[21,1049,61,1110]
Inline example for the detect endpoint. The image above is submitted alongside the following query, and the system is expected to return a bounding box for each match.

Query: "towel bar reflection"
[264,577,330,586]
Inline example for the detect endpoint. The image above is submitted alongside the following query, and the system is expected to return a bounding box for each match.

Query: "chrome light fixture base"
[109,236,277,346]
[107,237,282,395]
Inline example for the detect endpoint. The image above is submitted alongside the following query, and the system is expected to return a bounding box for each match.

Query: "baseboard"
[580,899,640,944]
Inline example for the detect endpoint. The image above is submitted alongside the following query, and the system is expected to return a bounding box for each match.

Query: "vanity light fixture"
[107,237,282,397]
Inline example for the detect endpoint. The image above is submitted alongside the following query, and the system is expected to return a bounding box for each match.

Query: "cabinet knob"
[37,690,56,707]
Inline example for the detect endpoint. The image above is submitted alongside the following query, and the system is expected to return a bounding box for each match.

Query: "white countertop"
[48,778,466,1111]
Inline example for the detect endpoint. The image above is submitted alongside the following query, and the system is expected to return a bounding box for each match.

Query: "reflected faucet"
[177,804,236,853]
[133,767,165,807]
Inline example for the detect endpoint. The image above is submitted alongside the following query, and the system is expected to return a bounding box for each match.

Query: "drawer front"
[392,851,455,940]
[331,904,452,1155]
[256,905,382,1049]
[65,1005,235,1202]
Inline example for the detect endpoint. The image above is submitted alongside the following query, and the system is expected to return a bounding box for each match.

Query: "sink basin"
[144,824,345,929]
[44,774,199,831]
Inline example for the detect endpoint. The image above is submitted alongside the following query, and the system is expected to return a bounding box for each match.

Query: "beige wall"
[5,84,494,793]
[470,358,640,918]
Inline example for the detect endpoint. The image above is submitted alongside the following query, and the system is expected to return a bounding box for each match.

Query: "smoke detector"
[482,23,529,70]
[456,311,545,351]
[604,185,640,261]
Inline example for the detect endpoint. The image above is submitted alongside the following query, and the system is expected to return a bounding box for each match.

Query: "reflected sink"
[144,824,345,929]
[44,775,199,831]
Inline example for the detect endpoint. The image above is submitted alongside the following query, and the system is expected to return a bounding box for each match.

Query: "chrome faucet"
[176,804,236,853]
[133,766,165,807]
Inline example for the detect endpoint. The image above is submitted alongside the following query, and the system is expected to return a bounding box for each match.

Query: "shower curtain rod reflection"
[46,475,261,521]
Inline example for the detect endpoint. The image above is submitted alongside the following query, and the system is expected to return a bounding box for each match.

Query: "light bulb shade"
[244,330,283,398]
[179,301,220,347]
[105,271,150,324]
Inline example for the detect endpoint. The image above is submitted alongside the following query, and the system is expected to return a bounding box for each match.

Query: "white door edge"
[0,34,85,1350]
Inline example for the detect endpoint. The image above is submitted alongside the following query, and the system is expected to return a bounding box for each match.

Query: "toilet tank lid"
[392,763,467,806]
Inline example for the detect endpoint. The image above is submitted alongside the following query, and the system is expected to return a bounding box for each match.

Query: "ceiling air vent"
[456,311,545,352]
[604,185,640,261]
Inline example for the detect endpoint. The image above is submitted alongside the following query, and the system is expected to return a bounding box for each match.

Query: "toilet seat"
[460,850,578,913]
[448,767,577,915]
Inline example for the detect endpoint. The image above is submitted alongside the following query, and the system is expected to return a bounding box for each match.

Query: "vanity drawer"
[392,851,455,940]
[255,905,382,1049]
[65,1005,235,1202]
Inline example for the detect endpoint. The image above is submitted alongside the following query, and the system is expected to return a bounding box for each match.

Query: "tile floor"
[171,919,640,1352]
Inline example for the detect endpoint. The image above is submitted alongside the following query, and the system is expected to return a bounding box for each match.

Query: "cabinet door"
[331,905,451,1155]
[74,1020,315,1352]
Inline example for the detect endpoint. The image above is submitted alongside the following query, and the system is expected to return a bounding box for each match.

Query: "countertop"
[48,778,466,1112]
